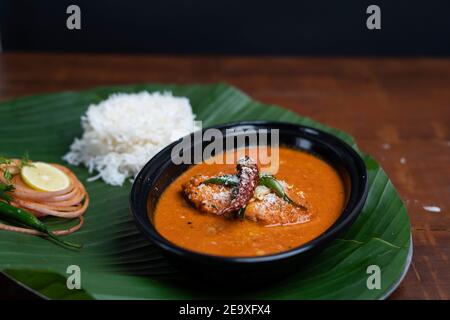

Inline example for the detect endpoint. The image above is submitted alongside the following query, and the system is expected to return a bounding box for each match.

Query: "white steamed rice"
[63,91,199,186]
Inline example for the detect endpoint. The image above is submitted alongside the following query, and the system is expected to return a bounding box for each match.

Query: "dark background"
[0,0,449,55]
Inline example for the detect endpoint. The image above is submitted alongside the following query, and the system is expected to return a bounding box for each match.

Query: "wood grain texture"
[0,53,449,300]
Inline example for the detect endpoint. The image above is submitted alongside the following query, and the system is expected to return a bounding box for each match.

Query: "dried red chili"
[217,156,259,217]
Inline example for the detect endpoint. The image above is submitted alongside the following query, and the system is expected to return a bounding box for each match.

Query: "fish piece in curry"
[182,157,311,226]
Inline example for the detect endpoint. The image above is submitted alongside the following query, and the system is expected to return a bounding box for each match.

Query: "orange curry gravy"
[152,147,345,257]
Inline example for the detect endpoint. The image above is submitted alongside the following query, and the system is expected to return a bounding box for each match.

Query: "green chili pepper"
[0,201,82,249]
[203,175,239,187]
[258,174,306,209]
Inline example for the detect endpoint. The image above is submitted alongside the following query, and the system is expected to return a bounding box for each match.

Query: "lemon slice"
[21,162,70,192]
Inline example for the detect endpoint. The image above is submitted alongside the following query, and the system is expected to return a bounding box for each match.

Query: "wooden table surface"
[0,53,449,300]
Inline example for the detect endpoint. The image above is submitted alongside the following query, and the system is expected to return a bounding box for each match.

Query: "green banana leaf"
[0,83,411,299]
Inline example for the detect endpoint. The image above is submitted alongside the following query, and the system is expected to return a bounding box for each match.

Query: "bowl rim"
[130,120,368,264]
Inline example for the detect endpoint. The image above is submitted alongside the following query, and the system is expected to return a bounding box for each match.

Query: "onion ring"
[0,216,84,236]
[1,160,89,238]
[11,175,74,201]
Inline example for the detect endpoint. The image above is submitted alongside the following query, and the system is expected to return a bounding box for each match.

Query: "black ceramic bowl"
[130,121,368,279]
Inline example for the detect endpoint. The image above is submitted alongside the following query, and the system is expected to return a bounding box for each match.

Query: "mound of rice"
[63,91,199,186]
